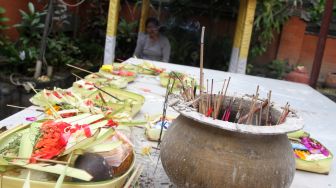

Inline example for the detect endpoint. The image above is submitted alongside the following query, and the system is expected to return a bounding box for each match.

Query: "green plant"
[0,3,42,67]
[250,0,291,57]
[165,18,200,66]
[14,2,45,43]
[267,59,291,79]
[116,18,138,60]
[0,6,9,30]
[46,34,81,66]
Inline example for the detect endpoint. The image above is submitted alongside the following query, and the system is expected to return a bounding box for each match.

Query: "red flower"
[52,91,62,99]
[106,119,118,127]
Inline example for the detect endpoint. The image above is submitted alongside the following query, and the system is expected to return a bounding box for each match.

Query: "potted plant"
[285,65,310,84]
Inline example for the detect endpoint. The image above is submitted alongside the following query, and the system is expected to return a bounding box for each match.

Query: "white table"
[124,58,336,188]
[1,58,335,188]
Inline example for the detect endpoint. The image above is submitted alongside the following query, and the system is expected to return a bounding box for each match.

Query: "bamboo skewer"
[277,102,290,125]
[66,64,94,74]
[6,104,44,112]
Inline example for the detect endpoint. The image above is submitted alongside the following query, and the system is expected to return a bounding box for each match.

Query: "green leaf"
[61,128,101,156]
[0,157,8,165]
[87,141,122,153]
[0,7,5,14]
[28,2,35,14]
[19,10,29,18]
[10,161,93,181]
[0,17,9,22]
[55,152,74,188]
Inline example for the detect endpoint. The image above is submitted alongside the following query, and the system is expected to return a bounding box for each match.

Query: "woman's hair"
[145,17,160,27]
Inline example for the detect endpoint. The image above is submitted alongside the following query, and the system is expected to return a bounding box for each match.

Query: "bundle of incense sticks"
[179,81,291,126]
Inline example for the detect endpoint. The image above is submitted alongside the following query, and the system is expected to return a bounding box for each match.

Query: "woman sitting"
[134,17,171,62]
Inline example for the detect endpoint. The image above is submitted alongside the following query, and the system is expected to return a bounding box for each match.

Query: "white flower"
[19,51,26,61]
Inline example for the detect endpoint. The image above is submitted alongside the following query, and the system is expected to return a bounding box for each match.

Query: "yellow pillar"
[229,0,247,72]
[139,0,150,33]
[103,0,120,64]
[229,0,257,74]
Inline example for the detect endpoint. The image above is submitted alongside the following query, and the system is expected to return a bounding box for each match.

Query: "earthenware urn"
[161,96,303,188]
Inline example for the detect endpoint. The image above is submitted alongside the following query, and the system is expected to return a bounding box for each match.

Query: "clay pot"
[325,72,336,88]
[161,96,303,188]
[285,66,310,84]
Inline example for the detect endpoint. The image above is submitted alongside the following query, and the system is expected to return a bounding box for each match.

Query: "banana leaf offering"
[0,114,135,188]
[145,115,176,141]
[72,75,128,98]
[30,87,145,121]
[137,61,165,75]
[159,71,198,89]
[288,130,333,174]
[100,64,137,83]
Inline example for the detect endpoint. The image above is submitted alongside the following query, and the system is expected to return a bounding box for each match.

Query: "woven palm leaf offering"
[99,64,137,83]
[288,130,333,174]
[145,114,176,141]
[137,61,165,75]
[161,76,305,188]
[159,71,198,90]
[72,75,128,98]
[0,113,135,188]
[30,86,145,121]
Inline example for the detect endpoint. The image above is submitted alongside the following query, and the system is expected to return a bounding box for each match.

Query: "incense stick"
[265,90,272,125]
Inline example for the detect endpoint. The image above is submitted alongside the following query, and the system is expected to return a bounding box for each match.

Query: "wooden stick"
[66,64,94,74]
[210,79,214,117]
[235,97,244,123]
[277,103,290,124]
[220,77,231,118]
[98,92,107,105]
[214,80,227,118]
[238,98,268,124]
[247,86,260,124]
[246,94,258,124]
[265,90,272,125]
[6,104,44,112]
[259,101,263,126]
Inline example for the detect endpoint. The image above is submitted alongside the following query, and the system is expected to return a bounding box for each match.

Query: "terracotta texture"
[325,72,336,88]
[161,115,295,188]
[285,67,310,84]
